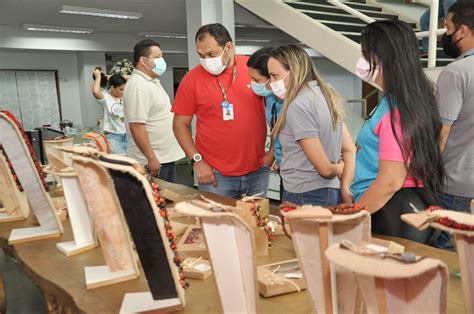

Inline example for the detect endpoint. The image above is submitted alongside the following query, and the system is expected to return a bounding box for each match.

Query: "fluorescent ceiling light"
[59,5,142,20]
[138,32,187,39]
[236,39,271,43]
[23,23,93,34]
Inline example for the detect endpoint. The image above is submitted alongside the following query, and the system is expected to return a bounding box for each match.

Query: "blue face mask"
[251,80,272,97]
[150,57,166,76]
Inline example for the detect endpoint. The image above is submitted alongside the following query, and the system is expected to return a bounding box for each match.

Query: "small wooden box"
[177,225,209,259]
[235,198,270,228]
[182,257,212,280]
[257,259,306,297]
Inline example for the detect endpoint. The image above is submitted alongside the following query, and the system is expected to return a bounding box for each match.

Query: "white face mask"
[200,47,229,76]
[270,72,289,99]
[355,57,378,82]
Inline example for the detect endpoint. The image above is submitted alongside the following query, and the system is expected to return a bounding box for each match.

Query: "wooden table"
[0,181,465,313]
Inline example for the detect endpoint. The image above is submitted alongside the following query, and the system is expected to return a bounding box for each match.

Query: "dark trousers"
[372,188,435,244]
[159,162,177,183]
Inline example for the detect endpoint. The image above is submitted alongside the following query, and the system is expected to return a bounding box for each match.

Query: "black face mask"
[442,28,463,58]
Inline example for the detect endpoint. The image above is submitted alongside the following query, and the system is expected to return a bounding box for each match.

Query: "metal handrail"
[325,0,441,68]
[347,88,379,118]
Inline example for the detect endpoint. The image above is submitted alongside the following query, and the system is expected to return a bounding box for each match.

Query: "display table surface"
[0,180,465,313]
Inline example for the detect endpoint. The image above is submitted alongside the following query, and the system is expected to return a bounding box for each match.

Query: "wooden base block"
[120,293,182,314]
[8,227,61,244]
[85,265,138,290]
[56,241,97,257]
[254,227,269,256]
[0,212,26,223]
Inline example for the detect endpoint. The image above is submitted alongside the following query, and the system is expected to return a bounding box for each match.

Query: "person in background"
[419,0,456,57]
[432,1,474,248]
[351,20,444,243]
[123,39,184,182]
[247,47,285,198]
[172,23,269,198]
[92,70,128,155]
[267,44,356,207]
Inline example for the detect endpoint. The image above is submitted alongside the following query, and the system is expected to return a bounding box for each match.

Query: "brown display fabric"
[0,112,62,233]
[69,152,138,275]
[175,201,259,314]
[282,206,371,314]
[403,210,474,314]
[326,243,448,314]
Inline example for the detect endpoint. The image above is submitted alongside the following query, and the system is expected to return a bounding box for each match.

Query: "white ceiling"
[0,0,188,34]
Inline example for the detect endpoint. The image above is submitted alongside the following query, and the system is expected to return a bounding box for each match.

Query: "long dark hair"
[361,20,444,204]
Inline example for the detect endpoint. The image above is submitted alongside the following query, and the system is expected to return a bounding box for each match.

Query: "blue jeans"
[198,166,270,199]
[420,0,456,52]
[282,187,341,207]
[106,133,128,155]
[431,192,472,249]
[158,162,177,183]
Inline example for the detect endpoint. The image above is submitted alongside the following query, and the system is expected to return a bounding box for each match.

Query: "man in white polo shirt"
[123,39,184,182]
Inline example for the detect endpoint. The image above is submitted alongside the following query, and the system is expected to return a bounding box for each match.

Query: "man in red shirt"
[172,23,270,198]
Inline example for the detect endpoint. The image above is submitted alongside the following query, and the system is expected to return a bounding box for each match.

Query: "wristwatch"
[192,153,202,164]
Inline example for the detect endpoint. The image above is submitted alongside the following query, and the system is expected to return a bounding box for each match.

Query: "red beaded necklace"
[427,205,474,231]
[249,203,276,248]
[0,145,23,192]
[0,111,49,192]
[150,180,189,289]
[328,203,366,215]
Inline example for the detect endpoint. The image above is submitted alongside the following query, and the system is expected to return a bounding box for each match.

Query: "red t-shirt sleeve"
[171,72,197,116]
[374,110,408,162]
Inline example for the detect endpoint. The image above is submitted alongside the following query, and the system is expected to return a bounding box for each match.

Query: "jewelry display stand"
[402,210,474,313]
[47,152,96,256]
[326,242,448,314]
[0,111,62,244]
[97,152,186,313]
[0,151,29,222]
[69,148,138,289]
[175,200,258,314]
[281,206,371,314]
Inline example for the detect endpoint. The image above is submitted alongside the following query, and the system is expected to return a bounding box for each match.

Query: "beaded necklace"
[0,111,49,192]
[249,203,276,248]
[150,180,189,289]
[427,205,474,231]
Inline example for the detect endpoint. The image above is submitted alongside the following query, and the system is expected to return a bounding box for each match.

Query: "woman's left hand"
[341,187,353,204]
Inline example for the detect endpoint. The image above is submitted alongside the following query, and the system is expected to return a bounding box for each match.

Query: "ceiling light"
[59,5,142,20]
[236,39,271,43]
[23,24,93,34]
[138,32,187,39]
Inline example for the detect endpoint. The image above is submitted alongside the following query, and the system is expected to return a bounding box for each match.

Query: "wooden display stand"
[403,210,474,313]
[43,137,74,166]
[68,149,138,289]
[0,152,30,222]
[326,242,448,313]
[282,206,371,314]
[69,147,186,313]
[48,152,96,256]
[0,111,62,244]
[175,200,259,314]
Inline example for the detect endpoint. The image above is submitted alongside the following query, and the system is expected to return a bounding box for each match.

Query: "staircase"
[236,0,454,77]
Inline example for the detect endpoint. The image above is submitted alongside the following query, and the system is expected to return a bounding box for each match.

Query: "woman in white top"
[92,68,128,155]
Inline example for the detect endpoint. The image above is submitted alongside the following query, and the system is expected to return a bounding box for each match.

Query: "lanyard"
[216,62,237,103]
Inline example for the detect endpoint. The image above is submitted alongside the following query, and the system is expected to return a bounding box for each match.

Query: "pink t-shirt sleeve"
[374,110,408,162]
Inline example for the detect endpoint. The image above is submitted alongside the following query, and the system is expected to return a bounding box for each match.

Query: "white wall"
[0,49,83,127]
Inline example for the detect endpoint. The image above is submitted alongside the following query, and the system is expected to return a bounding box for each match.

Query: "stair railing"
[327,0,443,68]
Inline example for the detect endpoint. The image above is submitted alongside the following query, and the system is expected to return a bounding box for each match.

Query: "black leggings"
[371,188,435,244]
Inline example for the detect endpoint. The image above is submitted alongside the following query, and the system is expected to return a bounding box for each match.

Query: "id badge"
[222,101,234,121]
